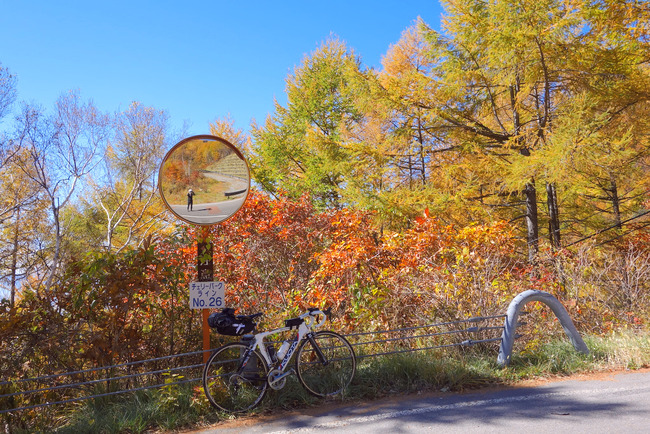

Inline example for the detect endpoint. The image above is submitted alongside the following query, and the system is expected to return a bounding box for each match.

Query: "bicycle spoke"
[296,331,356,398]
[203,343,268,412]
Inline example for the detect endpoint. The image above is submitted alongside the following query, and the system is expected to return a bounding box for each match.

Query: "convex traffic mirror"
[158,135,250,225]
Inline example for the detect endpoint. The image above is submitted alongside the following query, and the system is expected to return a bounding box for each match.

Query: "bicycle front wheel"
[202,342,268,413]
[296,330,356,397]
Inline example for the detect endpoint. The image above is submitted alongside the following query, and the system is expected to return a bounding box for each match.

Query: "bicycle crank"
[267,368,295,390]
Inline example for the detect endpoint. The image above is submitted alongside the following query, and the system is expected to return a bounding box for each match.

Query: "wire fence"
[0,314,506,416]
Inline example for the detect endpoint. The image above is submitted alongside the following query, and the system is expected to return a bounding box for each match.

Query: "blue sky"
[0,1,443,136]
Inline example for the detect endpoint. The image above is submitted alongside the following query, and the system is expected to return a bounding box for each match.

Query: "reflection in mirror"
[158,135,250,225]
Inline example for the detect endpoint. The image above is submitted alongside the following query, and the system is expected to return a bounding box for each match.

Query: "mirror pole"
[158,135,250,364]
[197,226,214,363]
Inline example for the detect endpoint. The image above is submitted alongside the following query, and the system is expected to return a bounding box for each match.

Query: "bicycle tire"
[202,342,268,413]
[295,330,356,398]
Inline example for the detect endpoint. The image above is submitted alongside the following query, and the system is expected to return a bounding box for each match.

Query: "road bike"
[202,307,356,413]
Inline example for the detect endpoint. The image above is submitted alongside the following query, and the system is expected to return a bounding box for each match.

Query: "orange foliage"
[3,190,648,386]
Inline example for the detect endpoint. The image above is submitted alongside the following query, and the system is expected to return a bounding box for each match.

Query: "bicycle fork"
[307,332,329,366]
[237,346,253,368]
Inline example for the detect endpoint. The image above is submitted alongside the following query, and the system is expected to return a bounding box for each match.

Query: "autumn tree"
[0,62,16,127]
[550,100,650,240]
[0,147,48,307]
[383,0,650,262]
[545,0,650,238]
[10,92,109,293]
[0,62,19,239]
[0,62,18,218]
[0,63,45,308]
[338,25,462,226]
[88,102,169,252]
[250,38,363,208]
[210,115,249,151]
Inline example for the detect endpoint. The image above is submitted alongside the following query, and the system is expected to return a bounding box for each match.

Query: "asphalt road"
[170,195,246,224]
[165,171,248,224]
[198,369,650,434]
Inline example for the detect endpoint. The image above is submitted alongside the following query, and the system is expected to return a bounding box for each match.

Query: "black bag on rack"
[207,308,256,336]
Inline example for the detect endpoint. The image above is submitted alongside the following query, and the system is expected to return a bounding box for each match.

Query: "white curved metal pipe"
[498,290,589,367]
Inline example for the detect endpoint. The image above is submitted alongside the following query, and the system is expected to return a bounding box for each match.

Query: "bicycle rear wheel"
[202,342,268,412]
[295,331,356,397]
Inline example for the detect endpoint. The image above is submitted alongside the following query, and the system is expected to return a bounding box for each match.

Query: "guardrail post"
[497,290,589,367]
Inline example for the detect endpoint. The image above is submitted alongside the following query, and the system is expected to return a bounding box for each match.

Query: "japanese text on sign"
[189,281,225,309]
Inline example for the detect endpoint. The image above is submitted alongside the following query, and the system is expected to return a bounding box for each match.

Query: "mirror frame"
[157,134,250,226]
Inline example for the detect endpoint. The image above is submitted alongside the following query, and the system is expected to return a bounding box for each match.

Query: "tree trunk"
[417,115,427,185]
[609,174,622,229]
[43,198,61,294]
[525,181,539,263]
[546,182,561,250]
[546,182,567,292]
[10,207,20,309]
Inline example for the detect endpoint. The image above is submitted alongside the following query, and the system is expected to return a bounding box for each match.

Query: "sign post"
[158,135,251,365]
[198,226,214,363]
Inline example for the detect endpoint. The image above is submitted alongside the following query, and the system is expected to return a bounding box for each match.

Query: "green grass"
[48,386,216,434]
[13,331,650,433]
[501,331,650,380]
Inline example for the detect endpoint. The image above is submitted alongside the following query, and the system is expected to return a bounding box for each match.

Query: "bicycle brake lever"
[324,307,332,320]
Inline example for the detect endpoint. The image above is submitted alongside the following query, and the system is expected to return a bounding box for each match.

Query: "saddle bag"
[208,308,256,336]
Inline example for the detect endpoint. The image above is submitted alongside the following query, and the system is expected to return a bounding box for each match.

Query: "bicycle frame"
[249,311,327,372]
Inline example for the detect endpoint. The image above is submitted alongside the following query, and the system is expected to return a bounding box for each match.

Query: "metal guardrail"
[0,315,505,415]
[498,290,589,366]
